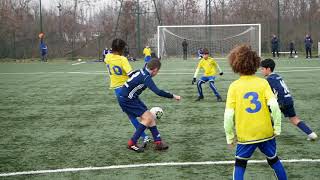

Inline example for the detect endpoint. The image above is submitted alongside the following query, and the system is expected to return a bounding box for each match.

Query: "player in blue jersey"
[39,39,48,62]
[197,48,204,60]
[260,58,318,140]
[117,58,181,152]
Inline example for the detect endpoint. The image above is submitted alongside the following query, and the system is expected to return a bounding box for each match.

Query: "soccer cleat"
[141,136,151,148]
[307,132,318,141]
[217,96,223,102]
[195,96,204,101]
[128,140,144,153]
[154,141,169,151]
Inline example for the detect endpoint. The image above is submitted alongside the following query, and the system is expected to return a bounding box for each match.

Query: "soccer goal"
[157,24,261,59]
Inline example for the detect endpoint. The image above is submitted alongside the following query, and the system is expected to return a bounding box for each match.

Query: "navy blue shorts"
[280,104,296,117]
[117,96,148,118]
[199,76,216,82]
[235,138,277,159]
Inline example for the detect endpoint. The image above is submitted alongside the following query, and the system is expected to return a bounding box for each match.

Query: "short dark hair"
[260,58,276,72]
[147,58,161,70]
[203,48,209,54]
[228,44,260,75]
[111,38,126,54]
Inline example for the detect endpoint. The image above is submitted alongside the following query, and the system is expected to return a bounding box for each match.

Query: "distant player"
[104,39,150,145]
[102,48,109,60]
[117,58,181,152]
[143,45,152,63]
[39,39,48,62]
[260,58,318,140]
[192,48,223,102]
[197,48,203,60]
[224,44,287,180]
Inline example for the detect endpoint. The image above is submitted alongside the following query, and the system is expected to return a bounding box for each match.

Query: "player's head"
[111,39,126,55]
[203,48,209,59]
[147,58,161,77]
[228,44,260,75]
[260,58,275,76]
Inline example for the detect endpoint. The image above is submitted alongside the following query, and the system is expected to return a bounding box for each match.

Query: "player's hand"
[219,72,224,76]
[192,78,196,84]
[227,143,235,150]
[173,94,181,101]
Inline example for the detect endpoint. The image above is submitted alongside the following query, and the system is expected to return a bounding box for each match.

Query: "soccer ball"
[294,55,298,58]
[77,58,82,62]
[150,107,164,120]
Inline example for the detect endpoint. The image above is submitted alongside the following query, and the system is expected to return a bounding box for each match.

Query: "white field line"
[71,61,87,65]
[1,68,320,75]
[0,159,320,177]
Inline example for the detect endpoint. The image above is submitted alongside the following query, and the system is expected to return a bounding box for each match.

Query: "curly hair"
[228,44,261,75]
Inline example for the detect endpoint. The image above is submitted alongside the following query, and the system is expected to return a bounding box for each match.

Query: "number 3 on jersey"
[106,64,123,75]
[244,92,261,113]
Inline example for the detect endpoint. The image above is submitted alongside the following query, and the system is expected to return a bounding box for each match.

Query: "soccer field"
[0,58,320,180]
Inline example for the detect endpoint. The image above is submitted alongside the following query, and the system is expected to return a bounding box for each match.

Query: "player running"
[260,58,318,140]
[192,48,223,102]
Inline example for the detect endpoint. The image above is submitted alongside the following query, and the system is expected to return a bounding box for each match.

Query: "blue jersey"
[266,73,293,106]
[119,68,173,99]
[197,49,203,58]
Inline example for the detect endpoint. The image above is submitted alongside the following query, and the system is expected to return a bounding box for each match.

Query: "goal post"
[157,24,261,59]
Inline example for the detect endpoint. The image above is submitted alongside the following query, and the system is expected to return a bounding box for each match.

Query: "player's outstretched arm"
[173,94,181,101]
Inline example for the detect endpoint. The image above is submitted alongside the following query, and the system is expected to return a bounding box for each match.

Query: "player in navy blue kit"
[117,58,181,152]
[260,59,318,141]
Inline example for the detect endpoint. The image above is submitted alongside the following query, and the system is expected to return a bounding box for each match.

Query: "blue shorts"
[117,96,148,118]
[199,76,216,82]
[280,104,296,117]
[235,138,277,159]
[144,56,151,63]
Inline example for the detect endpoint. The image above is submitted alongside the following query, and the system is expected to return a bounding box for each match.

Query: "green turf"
[0,57,320,179]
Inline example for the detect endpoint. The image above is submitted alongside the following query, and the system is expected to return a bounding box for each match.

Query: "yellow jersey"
[195,57,220,76]
[104,54,132,89]
[143,47,151,57]
[226,75,276,144]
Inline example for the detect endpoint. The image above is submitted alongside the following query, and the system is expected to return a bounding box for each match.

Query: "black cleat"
[128,140,144,153]
[154,141,169,151]
[195,96,204,101]
[217,96,223,102]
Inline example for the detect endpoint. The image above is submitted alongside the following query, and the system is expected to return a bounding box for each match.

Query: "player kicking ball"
[117,58,181,152]
[260,58,318,141]
[192,48,223,102]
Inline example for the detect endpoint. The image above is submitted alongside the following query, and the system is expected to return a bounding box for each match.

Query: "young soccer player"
[143,45,152,63]
[192,48,223,102]
[224,45,287,180]
[104,38,150,145]
[117,58,181,152]
[260,58,318,140]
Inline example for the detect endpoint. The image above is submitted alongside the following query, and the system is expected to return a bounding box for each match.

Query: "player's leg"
[272,49,275,57]
[281,104,317,140]
[196,77,207,101]
[208,77,222,101]
[258,139,287,180]
[305,48,309,58]
[128,114,150,143]
[234,144,257,180]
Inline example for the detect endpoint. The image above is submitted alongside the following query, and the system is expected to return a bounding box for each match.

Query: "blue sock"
[234,166,245,180]
[131,124,147,144]
[149,126,161,142]
[129,116,147,138]
[270,160,287,180]
[297,121,313,135]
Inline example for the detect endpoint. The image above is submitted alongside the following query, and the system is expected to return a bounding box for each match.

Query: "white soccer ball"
[294,55,298,58]
[78,58,82,62]
[150,107,164,120]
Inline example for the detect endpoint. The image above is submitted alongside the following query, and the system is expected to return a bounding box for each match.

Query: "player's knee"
[141,111,155,127]
[235,158,248,169]
[267,156,279,166]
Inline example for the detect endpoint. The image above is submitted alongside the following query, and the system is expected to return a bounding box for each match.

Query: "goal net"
[157,24,261,59]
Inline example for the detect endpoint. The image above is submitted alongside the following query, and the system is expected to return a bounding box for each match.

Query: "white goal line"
[0,159,319,177]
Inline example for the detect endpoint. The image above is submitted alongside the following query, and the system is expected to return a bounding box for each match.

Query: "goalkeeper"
[192,48,223,102]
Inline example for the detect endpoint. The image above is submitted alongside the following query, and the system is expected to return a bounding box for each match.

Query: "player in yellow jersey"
[192,48,223,102]
[224,44,287,180]
[143,45,152,63]
[105,39,150,146]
